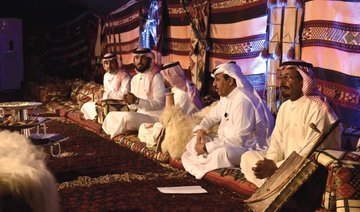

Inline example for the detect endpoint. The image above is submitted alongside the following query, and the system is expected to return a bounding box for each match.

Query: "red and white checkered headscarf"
[161,62,203,110]
[279,60,336,115]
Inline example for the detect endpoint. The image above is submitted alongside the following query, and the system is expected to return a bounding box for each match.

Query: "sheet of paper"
[157,185,208,194]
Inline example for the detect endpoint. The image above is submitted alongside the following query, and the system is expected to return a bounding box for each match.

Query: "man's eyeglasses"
[278,75,300,82]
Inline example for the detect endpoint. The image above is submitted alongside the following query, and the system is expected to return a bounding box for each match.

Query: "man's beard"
[135,59,151,73]
[108,68,118,74]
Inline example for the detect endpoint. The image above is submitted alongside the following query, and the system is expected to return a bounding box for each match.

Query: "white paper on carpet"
[157,185,208,194]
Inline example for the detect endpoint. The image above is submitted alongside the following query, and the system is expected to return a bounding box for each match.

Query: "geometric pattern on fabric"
[317,79,359,110]
[167,0,265,13]
[334,167,360,211]
[59,108,102,134]
[211,35,266,59]
[165,0,267,72]
[302,0,360,127]
[70,79,88,102]
[166,38,191,55]
[102,2,141,64]
[188,1,210,91]
[302,21,360,54]
[112,135,170,164]
[59,106,170,163]
[313,67,360,127]
[263,1,304,114]
[72,82,103,110]
[313,150,360,211]
[203,167,257,199]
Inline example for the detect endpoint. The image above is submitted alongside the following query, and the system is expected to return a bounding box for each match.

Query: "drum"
[245,151,318,211]
[245,119,341,211]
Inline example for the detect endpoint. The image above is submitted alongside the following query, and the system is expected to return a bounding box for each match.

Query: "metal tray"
[0,117,50,130]
[0,101,42,109]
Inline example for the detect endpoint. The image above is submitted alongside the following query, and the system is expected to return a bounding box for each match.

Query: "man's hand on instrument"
[124,92,138,104]
[252,158,277,179]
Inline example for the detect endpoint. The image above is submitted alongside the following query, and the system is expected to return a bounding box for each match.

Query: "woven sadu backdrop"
[161,0,268,96]
[186,0,210,93]
[209,0,268,97]
[160,1,192,68]
[301,0,360,127]
[102,1,141,65]
[260,0,304,113]
[46,12,98,79]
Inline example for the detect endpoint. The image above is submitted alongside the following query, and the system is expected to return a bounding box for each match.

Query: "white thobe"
[102,71,165,138]
[138,86,199,147]
[181,88,272,179]
[80,72,130,120]
[172,87,199,115]
[240,96,341,187]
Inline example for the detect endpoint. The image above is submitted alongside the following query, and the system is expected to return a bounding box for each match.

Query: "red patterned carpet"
[42,119,246,211]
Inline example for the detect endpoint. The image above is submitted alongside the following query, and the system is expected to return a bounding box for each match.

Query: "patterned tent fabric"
[161,0,269,95]
[262,0,304,113]
[187,0,210,93]
[47,12,98,79]
[102,0,141,65]
[301,0,360,127]
[159,1,191,68]
[313,150,360,211]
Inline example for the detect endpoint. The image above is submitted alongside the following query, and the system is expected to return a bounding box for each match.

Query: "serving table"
[0,101,42,137]
[0,101,68,157]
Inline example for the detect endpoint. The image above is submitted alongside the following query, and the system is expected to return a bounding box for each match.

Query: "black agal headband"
[161,61,180,70]
[281,61,313,68]
[132,48,152,54]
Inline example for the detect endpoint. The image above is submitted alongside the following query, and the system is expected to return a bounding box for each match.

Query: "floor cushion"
[313,150,360,211]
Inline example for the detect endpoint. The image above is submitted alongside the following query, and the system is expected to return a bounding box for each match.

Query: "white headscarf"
[212,62,274,147]
[161,61,203,110]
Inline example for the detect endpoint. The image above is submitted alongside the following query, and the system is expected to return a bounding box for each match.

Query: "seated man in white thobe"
[138,61,203,147]
[102,48,165,138]
[181,61,274,179]
[80,52,131,120]
[240,60,342,188]
[161,61,203,114]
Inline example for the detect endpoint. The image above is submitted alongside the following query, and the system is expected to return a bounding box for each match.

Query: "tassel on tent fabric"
[294,0,304,8]
[286,45,295,60]
[279,0,288,7]
[273,42,282,60]
[267,0,277,9]
[260,47,269,59]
